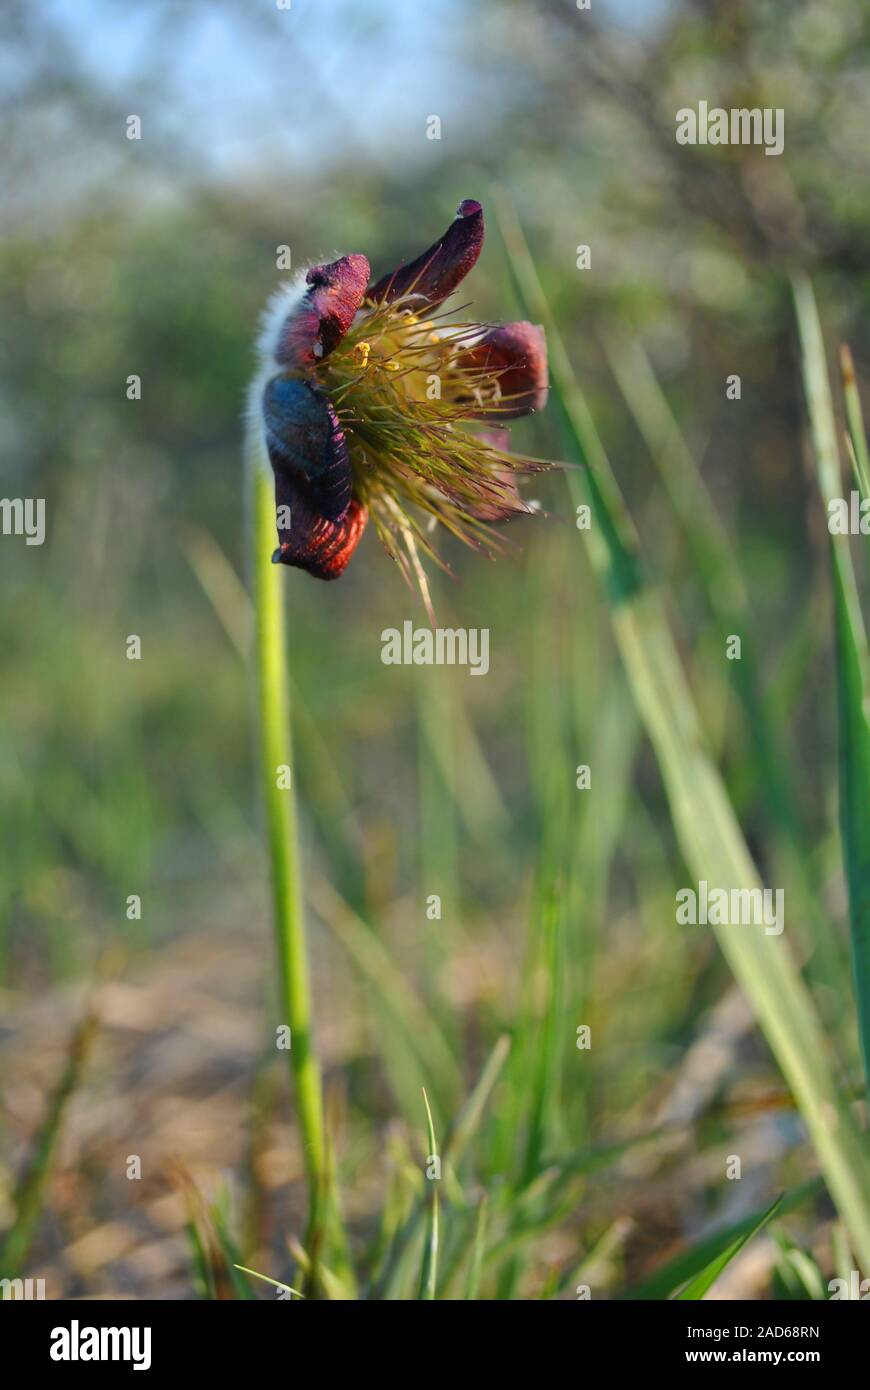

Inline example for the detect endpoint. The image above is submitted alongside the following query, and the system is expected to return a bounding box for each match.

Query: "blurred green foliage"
[3,0,870,1298]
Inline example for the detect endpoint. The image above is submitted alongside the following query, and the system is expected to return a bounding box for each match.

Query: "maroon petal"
[273,498,368,581]
[275,253,370,369]
[456,321,548,420]
[368,200,484,308]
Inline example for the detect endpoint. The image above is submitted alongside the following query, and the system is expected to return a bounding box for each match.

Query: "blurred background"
[2,0,870,1299]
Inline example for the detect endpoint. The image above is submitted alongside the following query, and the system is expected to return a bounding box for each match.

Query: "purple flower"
[250,201,549,587]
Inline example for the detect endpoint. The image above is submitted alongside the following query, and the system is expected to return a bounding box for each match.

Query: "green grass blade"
[834,570,870,1098]
[841,345,870,502]
[625,1179,822,1300]
[444,1034,511,1166]
[418,1088,440,1300]
[465,1195,489,1300]
[602,326,747,610]
[234,1265,304,1299]
[211,1200,254,1300]
[184,1218,217,1301]
[676,1194,783,1300]
[495,195,870,1269]
[0,1008,98,1275]
[772,1233,828,1300]
[375,1038,509,1301]
[604,328,848,1001]
[519,855,566,1185]
[417,669,461,1053]
[310,878,462,1110]
[794,281,870,1099]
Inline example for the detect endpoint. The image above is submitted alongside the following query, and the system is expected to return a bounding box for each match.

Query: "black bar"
[2,1297,865,1374]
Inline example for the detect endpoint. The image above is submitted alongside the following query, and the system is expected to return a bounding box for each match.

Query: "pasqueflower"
[249,200,548,593]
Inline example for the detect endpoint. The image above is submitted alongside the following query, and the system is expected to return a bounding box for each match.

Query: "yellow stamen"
[353,341,371,367]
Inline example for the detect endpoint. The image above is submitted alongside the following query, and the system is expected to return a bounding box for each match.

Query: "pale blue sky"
[40,0,674,179]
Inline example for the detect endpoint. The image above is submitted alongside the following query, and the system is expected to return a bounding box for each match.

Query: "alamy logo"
[676,881,784,935]
[381,621,490,675]
[0,497,45,545]
[828,1270,870,1299]
[676,102,784,156]
[50,1320,151,1371]
[828,491,870,535]
[0,1276,45,1299]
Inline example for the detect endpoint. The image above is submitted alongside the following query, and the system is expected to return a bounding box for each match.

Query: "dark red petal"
[263,376,352,522]
[368,200,484,308]
[275,253,369,369]
[273,498,368,581]
[456,321,548,420]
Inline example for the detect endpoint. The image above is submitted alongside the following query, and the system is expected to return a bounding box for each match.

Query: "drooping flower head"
[249,200,549,599]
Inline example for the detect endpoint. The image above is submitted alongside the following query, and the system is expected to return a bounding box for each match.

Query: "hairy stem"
[249,443,327,1287]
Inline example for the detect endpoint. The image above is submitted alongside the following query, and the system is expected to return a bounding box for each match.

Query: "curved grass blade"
[418,1088,440,1300]
[625,1179,821,1300]
[234,1265,304,1299]
[676,1194,783,1300]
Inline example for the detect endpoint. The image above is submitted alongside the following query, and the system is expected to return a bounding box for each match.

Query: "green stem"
[249,448,327,1282]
